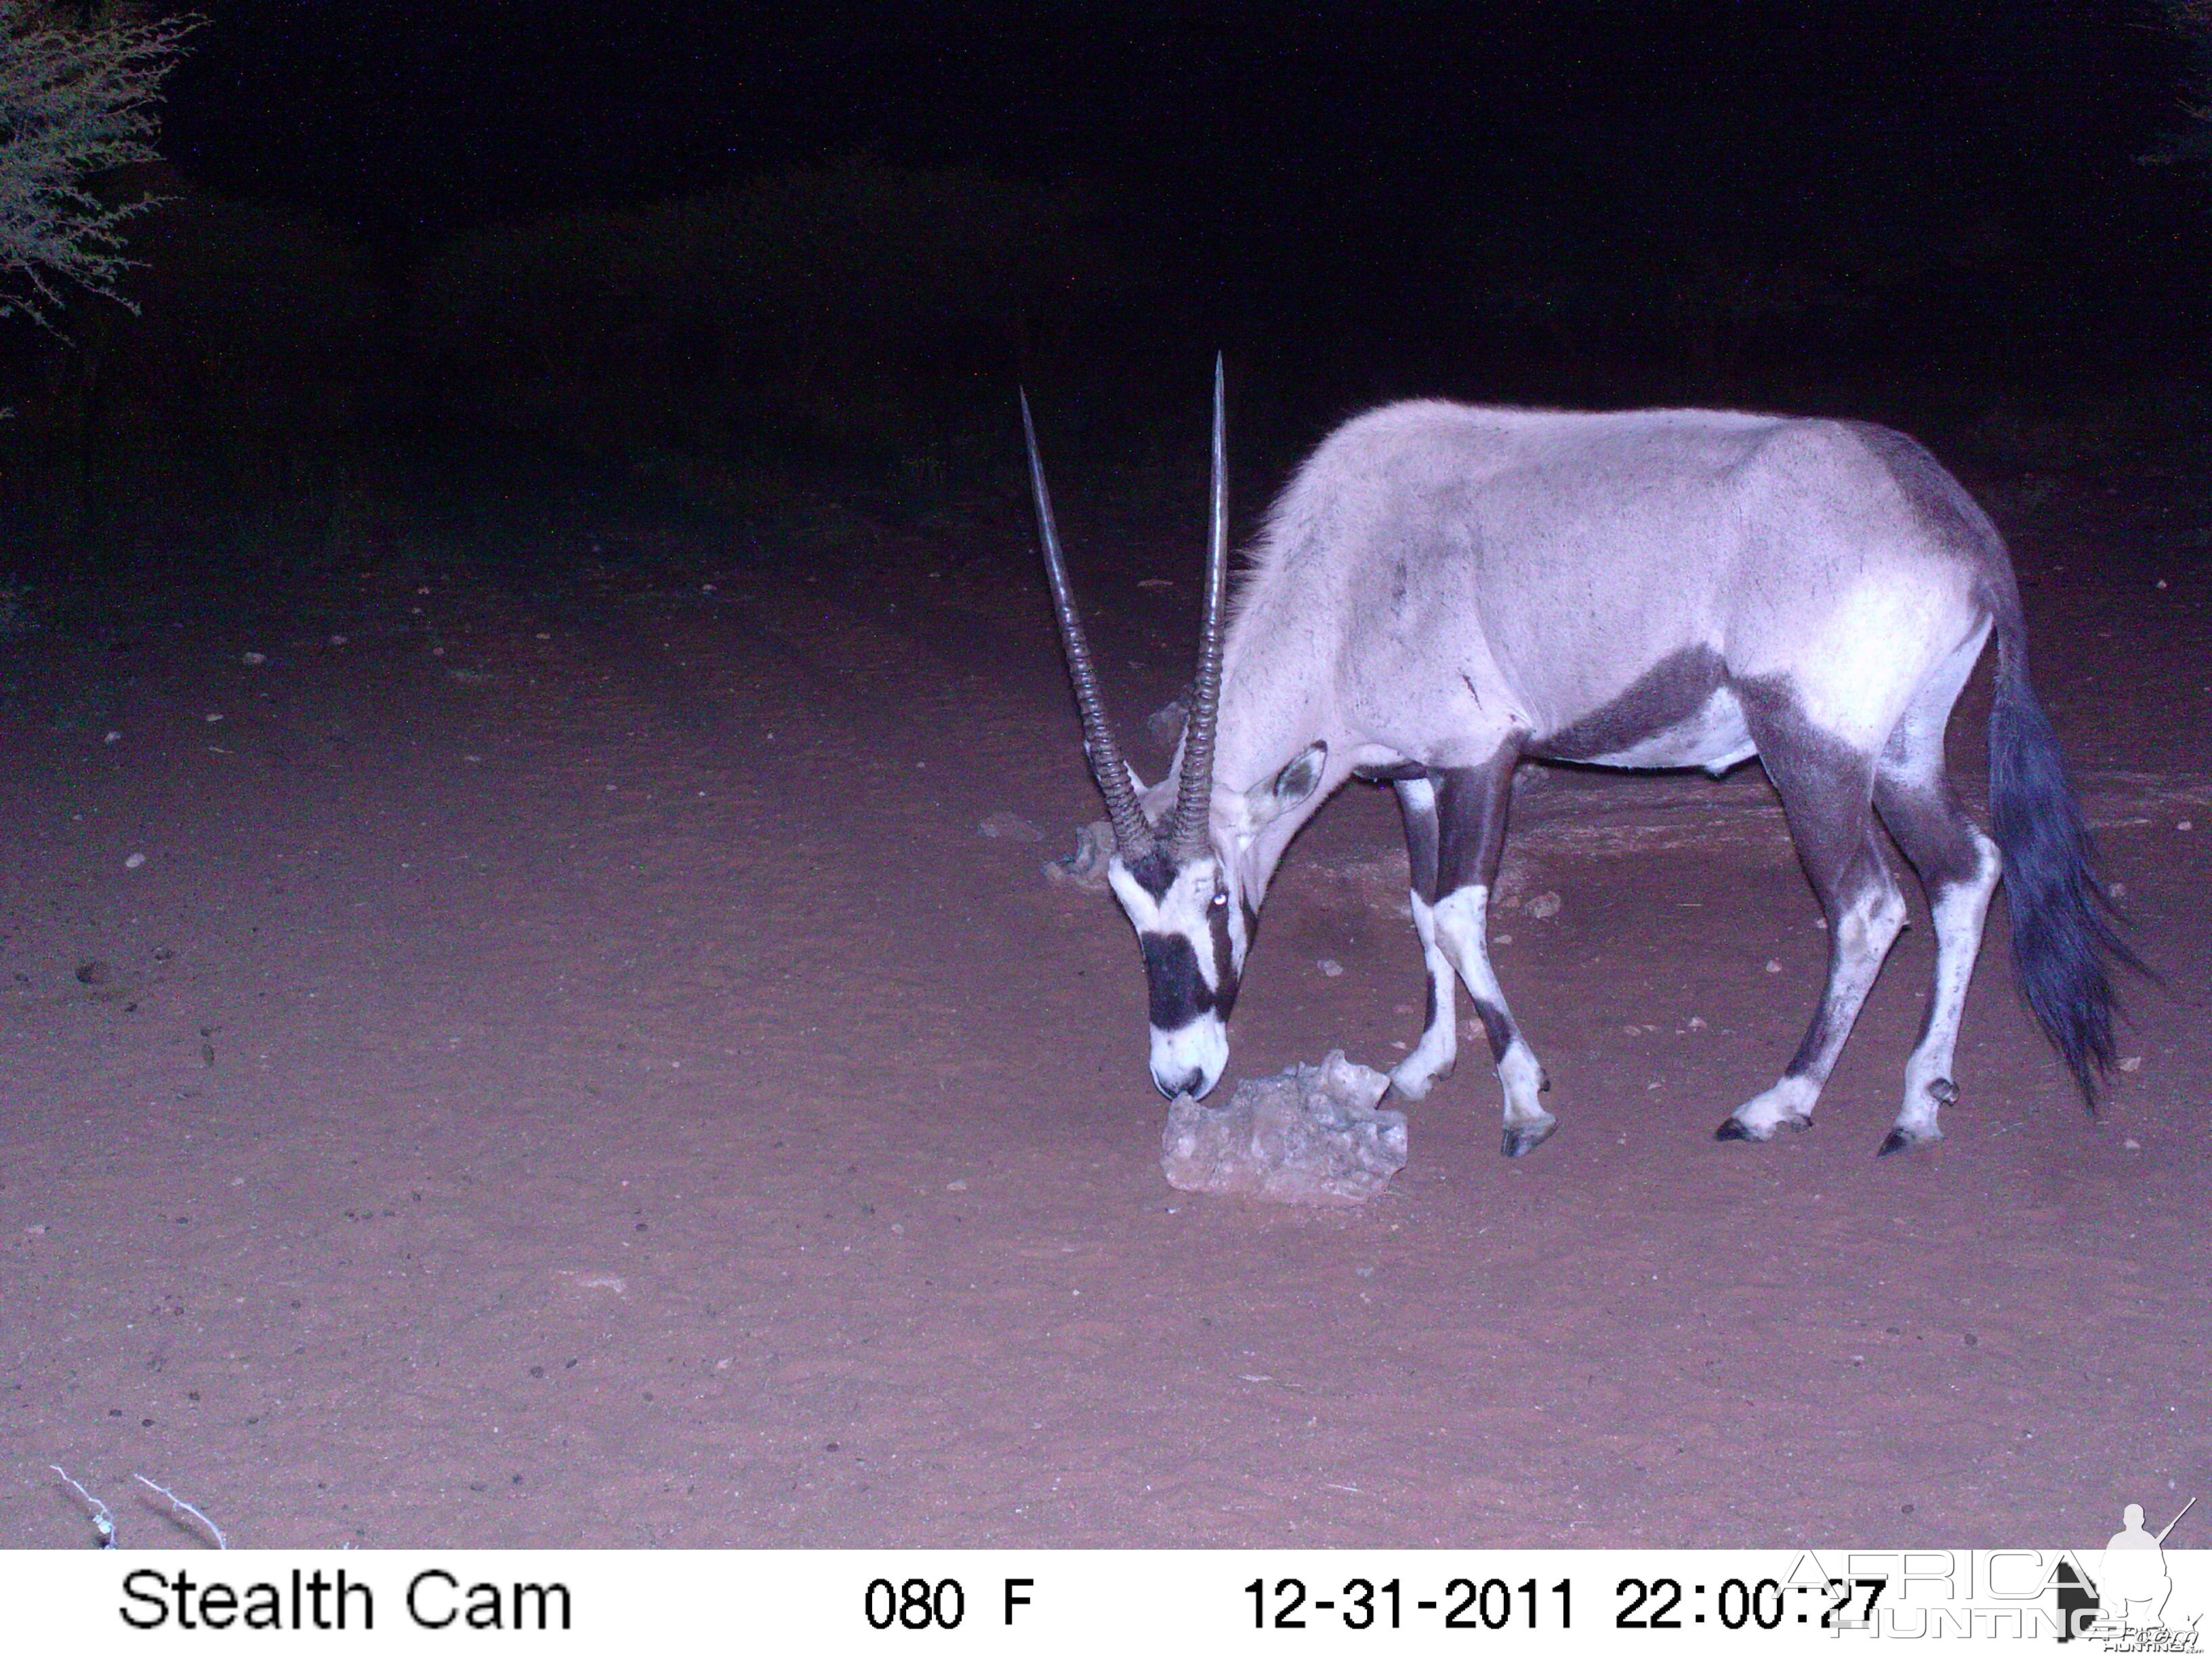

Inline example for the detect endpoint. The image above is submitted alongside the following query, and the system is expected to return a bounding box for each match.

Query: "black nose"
[1153,1067,1204,1100]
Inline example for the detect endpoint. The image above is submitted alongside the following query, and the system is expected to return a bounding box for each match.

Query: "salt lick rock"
[1162,1050,1408,1206]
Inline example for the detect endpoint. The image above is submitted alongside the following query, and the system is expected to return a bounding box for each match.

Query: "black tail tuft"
[1988,619,2147,1107]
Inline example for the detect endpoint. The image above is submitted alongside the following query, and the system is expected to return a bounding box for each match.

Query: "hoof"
[1713,1117,1758,1143]
[1501,1115,1558,1159]
[1877,1125,1941,1158]
[1387,1066,1439,1102]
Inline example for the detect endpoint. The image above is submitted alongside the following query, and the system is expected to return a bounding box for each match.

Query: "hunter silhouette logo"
[2057,1496,2200,1648]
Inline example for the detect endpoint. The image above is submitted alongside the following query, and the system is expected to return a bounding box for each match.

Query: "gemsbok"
[1023,363,2135,1156]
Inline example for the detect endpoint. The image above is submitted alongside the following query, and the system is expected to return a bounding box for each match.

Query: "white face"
[1105,850,1250,1099]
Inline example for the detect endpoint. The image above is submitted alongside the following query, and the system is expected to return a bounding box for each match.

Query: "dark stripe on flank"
[1528,645,1725,764]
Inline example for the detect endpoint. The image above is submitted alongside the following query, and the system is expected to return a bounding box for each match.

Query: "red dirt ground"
[2,468,2206,1549]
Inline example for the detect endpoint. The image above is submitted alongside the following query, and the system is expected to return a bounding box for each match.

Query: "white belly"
[1580,686,1756,774]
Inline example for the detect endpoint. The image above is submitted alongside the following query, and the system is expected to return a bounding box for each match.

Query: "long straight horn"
[1173,356,1229,860]
[1021,390,1154,860]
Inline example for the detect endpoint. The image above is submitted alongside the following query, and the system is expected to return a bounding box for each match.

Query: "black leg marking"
[1433,752,1519,895]
[1470,998,1515,1065]
[1875,772,1985,893]
[1410,740,1557,1155]
[1875,722,2002,1149]
[1876,771,1990,1054]
[1394,774,1441,907]
[1715,680,1906,1139]
[1387,745,1540,1132]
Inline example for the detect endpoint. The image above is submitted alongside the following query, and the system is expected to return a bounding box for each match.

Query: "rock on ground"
[1043,819,1118,893]
[1162,1050,1408,1206]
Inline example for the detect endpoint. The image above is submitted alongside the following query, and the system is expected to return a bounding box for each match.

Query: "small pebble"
[2118,1056,2143,1073]
[1765,959,1783,974]
[2179,820,2194,832]
[1317,959,1343,977]
[123,852,146,869]
[104,731,120,743]
[1687,1016,1708,1030]
[204,712,223,723]
[330,634,348,646]
[1493,933,1513,945]
[2123,1138,2142,1151]
[945,1179,968,1192]
[1526,891,1561,919]
[241,651,266,666]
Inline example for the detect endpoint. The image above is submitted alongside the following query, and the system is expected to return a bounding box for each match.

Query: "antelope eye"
[1209,891,1229,911]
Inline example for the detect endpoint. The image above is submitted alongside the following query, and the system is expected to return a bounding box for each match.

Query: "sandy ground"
[1,465,2206,1550]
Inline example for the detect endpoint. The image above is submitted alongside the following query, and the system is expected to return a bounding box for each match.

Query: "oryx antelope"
[1024,364,2134,1156]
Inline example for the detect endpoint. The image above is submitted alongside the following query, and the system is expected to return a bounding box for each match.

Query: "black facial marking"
[1528,644,1727,763]
[1206,890,1243,1019]
[1141,933,1209,1028]
[1141,930,1236,1029]
[1122,845,1179,901]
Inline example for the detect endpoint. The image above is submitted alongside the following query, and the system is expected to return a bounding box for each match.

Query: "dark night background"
[3,0,2209,578]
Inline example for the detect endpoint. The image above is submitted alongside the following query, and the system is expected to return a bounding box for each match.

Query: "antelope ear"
[1241,741,1327,827]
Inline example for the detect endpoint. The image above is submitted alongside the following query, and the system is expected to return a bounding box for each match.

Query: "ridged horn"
[1022,390,1154,861]
[1172,356,1229,861]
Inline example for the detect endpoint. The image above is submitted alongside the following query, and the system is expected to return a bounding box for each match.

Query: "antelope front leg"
[1388,776,1458,1099]
[1390,752,1553,1156]
[1428,884,1555,1156]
